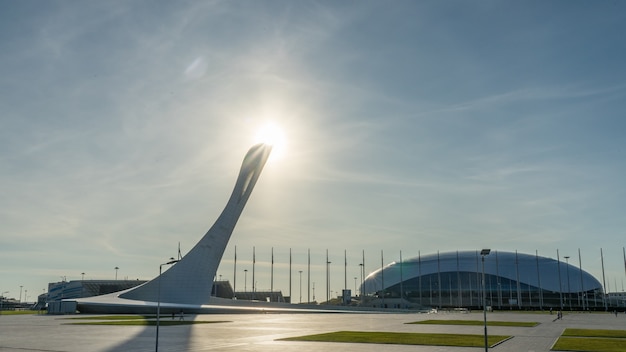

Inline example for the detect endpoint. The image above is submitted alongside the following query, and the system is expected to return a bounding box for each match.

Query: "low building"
[233,291,287,303]
[47,280,146,313]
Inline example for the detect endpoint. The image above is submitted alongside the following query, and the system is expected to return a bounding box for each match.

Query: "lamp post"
[81,273,85,298]
[115,267,119,280]
[299,270,303,303]
[19,286,23,303]
[480,249,491,352]
[156,258,178,352]
[564,256,571,310]
[244,269,248,292]
[359,263,364,297]
[326,260,331,303]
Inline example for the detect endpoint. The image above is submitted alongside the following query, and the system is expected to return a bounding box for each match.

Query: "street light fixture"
[299,270,303,303]
[564,256,571,310]
[155,258,179,352]
[480,249,491,352]
[326,260,331,302]
[359,263,364,298]
[115,267,119,280]
[81,272,86,298]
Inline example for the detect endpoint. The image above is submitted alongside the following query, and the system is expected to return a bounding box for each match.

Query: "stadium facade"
[361,250,605,310]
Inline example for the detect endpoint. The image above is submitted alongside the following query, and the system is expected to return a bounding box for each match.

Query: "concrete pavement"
[1,310,624,351]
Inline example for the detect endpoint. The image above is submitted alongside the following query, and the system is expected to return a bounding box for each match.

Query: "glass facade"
[362,251,606,310]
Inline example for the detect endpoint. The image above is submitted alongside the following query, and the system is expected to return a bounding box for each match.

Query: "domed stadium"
[361,250,604,310]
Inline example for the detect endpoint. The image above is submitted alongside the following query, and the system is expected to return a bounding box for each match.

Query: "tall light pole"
[326,259,331,302]
[252,247,256,293]
[156,258,178,352]
[115,267,119,280]
[244,269,248,292]
[326,249,331,303]
[359,263,364,297]
[578,249,585,310]
[81,273,85,298]
[480,249,491,352]
[233,246,237,299]
[564,256,571,310]
[19,286,23,303]
[298,270,303,303]
[557,250,563,310]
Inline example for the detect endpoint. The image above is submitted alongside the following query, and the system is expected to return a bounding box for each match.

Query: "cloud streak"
[1,1,625,300]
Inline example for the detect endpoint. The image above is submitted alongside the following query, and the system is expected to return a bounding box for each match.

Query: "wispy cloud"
[2,1,625,296]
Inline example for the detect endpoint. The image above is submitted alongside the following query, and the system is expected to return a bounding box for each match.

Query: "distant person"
[549,308,553,315]
[171,312,175,320]
[179,310,184,321]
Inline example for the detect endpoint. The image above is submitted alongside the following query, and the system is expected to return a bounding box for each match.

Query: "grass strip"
[562,329,626,339]
[67,320,229,326]
[67,315,154,320]
[65,315,229,326]
[553,337,626,352]
[279,331,510,347]
[408,319,538,327]
[0,310,40,315]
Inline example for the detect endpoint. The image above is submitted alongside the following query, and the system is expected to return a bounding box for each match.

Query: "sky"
[1,0,625,303]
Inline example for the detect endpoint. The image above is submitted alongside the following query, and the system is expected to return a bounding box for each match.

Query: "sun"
[253,122,287,160]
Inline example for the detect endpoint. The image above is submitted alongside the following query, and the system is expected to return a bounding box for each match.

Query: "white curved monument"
[75,144,273,313]
[120,143,272,305]
[70,144,371,314]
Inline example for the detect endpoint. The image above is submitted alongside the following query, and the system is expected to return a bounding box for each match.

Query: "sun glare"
[254,122,287,160]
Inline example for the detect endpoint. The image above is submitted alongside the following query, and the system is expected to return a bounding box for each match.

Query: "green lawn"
[562,329,626,339]
[279,331,510,347]
[67,315,154,320]
[552,328,626,352]
[0,310,40,315]
[64,315,230,326]
[553,337,626,352]
[68,320,228,326]
[408,319,538,327]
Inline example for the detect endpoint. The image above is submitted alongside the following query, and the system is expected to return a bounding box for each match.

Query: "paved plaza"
[1,311,625,352]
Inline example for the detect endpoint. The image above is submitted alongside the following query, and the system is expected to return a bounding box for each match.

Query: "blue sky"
[1,1,625,302]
